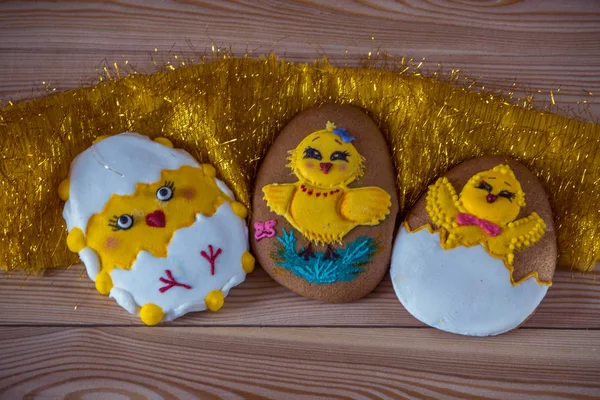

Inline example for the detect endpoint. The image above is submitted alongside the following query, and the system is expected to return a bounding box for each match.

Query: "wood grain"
[1,266,598,328]
[1,1,600,397]
[1,0,599,119]
[1,327,599,399]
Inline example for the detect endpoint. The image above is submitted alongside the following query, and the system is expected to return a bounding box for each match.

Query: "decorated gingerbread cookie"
[60,132,254,325]
[390,156,556,336]
[251,103,399,303]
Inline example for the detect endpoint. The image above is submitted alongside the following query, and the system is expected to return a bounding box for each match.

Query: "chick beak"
[486,193,498,203]
[320,162,333,174]
[146,210,166,228]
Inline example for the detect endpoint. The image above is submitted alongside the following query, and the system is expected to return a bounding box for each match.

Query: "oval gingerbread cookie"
[251,103,399,302]
[60,132,254,325]
[390,156,556,336]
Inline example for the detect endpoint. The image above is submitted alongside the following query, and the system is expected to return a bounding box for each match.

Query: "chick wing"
[426,176,460,230]
[340,187,391,224]
[263,183,296,216]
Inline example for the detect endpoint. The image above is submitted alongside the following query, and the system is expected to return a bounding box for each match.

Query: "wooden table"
[1,1,599,398]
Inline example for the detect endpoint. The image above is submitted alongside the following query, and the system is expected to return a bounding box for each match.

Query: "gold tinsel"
[0,55,599,274]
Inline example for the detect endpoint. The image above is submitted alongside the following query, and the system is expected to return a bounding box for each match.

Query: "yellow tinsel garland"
[0,56,599,274]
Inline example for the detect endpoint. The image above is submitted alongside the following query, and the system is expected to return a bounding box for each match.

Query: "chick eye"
[303,147,322,161]
[498,190,515,202]
[476,180,493,193]
[330,150,350,162]
[156,181,175,201]
[109,214,134,231]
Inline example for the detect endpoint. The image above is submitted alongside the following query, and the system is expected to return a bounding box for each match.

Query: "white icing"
[215,179,235,200]
[110,287,138,315]
[390,227,550,336]
[78,247,100,281]
[63,133,199,233]
[109,202,249,322]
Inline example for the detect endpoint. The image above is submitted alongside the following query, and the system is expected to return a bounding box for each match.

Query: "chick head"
[85,165,225,271]
[288,122,364,187]
[459,164,526,226]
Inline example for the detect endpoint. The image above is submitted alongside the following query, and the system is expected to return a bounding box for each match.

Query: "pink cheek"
[304,161,314,169]
[181,188,196,200]
[105,236,120,250]
[338,164,348,172]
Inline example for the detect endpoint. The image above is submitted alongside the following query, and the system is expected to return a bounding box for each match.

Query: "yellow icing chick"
[263,122,391,248]
[425,164,546,277]
[84,164,246,275]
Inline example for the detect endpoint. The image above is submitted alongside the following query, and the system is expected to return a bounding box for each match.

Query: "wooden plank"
[1,327,598,399]
[1,266,598,328]
[0,0,598,118]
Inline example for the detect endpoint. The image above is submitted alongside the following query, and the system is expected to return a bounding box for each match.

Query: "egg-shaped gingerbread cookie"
[252,103,399,302]
[390,156,556,336]
[60,132,254,325]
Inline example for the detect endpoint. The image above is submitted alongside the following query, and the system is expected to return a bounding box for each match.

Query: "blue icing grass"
[272,228,378,284]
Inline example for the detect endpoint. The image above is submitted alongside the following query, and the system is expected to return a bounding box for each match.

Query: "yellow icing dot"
[66,228,86,253]
[93,135,109,144]
[58,178,70,201]
[95,270,113,295]
[242,251,255,273]
[139,303,164,326]
[153,137,173,148]
[231,201,248,219]
[202,164,217,178]
[205,290,224,312]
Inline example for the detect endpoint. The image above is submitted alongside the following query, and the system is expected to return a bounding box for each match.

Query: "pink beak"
[320,162,333,174]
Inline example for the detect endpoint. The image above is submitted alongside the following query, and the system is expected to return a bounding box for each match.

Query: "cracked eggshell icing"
[61,132,252,324]
[390,156,556,336]
[391,227,549,336]
[110,202,247,322]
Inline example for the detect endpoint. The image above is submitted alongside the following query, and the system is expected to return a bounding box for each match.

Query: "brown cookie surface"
[390,156,556,336]
[251,103,399,303]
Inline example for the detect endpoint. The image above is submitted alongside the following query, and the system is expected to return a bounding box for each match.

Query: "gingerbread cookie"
[390,156,556,336]
[252,103,399,303]
[60,132,254,325]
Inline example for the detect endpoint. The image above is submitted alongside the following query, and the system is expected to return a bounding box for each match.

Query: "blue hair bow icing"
[332,127,356,143]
